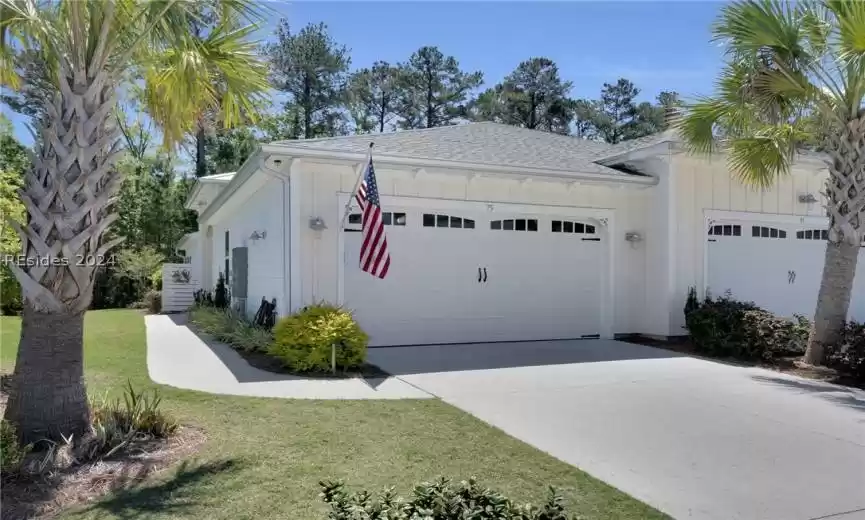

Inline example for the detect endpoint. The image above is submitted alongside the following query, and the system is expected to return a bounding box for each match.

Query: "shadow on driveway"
[367,339,687,376]
[751,374,865,414]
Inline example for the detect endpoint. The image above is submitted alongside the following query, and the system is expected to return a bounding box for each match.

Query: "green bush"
[684,291,809,361]
[826,321,865,382]
[0,264,22,316]
[269,303,367,372]
[1,419,32,474]
[684,293,759,358]
[189,306,272,352]
[320,477,573,519]
[144,290,161,314]
[741,310,810,361]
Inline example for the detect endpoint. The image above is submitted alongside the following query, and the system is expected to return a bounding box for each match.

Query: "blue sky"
[4,1,727,145]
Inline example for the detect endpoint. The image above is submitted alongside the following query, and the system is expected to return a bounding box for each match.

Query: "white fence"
[161,263,200,313]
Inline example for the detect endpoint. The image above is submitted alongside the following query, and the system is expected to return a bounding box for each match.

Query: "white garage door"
[343,203,606,346]
[706,219,865,321]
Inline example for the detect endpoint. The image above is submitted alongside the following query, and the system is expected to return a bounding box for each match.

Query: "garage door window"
[796,229,828,240]
[423,213,475,229]
[347,212,406,227]
[491,218,538,231]
[708,224,741,236]
[752,226,787,239]
[551,220,596,234]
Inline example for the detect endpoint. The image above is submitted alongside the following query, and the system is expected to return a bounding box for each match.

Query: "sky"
[3,1,727,146]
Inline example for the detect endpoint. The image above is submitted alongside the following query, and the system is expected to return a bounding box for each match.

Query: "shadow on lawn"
[751,374,865,413]
[73,459,242,520]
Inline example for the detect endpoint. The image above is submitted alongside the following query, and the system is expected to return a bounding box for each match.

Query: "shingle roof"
[275,122,665,178]
[592,129,678,163]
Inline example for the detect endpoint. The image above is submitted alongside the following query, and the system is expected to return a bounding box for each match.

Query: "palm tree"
[0,0,269,442]
[678,0,865,366]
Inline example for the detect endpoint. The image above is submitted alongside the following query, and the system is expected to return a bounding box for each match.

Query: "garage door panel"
[707,219,865,322]
[344,203,607,346]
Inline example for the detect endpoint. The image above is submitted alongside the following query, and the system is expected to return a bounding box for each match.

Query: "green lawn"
[0,310,667,519]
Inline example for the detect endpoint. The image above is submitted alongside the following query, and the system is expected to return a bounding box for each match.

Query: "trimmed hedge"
[320,477,574,519]
[684,289,808,361]
[269,303,367,373]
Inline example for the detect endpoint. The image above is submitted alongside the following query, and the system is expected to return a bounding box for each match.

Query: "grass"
[0,310,668,519]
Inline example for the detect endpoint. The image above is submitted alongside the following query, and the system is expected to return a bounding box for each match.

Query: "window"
[796,229,828,240]
[490,218,538,232]
[751,226,787,239]
[423,213,474,229]
[348,212,406,227]
[708,224,741,236]
[552,220,597,234]
[224,231,230,284]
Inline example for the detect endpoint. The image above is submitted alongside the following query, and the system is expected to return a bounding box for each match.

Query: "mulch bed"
[0,373,206,520]
[235,348,390,380]
[618,335,864,390]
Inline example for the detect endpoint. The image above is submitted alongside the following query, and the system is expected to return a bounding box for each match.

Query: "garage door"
[342,204,606,346]
[706,219,865,321]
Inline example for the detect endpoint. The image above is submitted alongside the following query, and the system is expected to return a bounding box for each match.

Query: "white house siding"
[672,154,833,332]
[292,161,653,337]
[204,181,287,317]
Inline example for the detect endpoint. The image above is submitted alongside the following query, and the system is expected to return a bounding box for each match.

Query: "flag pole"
[340,142,374,230]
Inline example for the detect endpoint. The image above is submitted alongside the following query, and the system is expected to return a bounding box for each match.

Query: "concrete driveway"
[368,340,865,520]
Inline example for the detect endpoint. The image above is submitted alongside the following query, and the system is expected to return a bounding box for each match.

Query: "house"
[182,122,865,346]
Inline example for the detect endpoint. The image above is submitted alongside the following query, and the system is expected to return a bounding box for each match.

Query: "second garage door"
[342,203,607,347]
[706,218,865,321]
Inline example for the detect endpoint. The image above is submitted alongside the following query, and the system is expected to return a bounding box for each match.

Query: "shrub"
[684,292,809,361]
[684,293,759,358]
[214,272,229,309]
[320,477,573,519]
[826,321,865,382]
[269,303,368,372]
[0,264,22,316]
[144,290,162,314]
[84,381,177,460]
[1,420,32,474]
[227,320,273,352]
[740,311,809,361]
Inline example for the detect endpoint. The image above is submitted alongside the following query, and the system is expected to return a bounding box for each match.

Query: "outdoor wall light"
[798,193,818,204]
[625,231,643,243]
[309,217,327,231]
[249,230,267,241]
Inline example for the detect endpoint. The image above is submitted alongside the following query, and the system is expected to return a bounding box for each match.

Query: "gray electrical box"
[231,247,248,299]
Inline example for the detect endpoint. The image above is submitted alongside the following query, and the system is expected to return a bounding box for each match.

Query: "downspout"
[259,156,291,316]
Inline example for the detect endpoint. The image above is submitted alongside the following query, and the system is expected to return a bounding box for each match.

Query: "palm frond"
[727,124,802,188]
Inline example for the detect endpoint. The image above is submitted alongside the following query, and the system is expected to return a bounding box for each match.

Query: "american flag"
[355,157,391,279]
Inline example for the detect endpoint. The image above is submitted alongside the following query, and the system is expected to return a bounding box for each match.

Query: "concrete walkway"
[369,341,865,520]
[145,314,431,399]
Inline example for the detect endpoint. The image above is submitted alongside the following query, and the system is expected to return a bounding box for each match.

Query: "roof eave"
[260,143,658,187]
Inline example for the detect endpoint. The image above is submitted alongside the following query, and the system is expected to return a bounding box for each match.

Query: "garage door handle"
[478,267,482,283]
[483,267,487,282]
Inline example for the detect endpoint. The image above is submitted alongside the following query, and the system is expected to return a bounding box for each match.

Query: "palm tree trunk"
[804,241,860,364]
[4,305,89,444]
[804,114,865,364]
[195,124,207,178]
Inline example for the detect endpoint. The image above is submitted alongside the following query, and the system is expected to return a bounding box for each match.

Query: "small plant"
[269,303,368,373]
[84,381,177,460]
[826,321,865,382]
[144,290,162,314]
[190,306,273,352]
[1,419,33,474]
[319,477,575,519]
[214,272,229,309]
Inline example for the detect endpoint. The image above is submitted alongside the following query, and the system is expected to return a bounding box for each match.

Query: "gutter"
[260,143,659,187]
